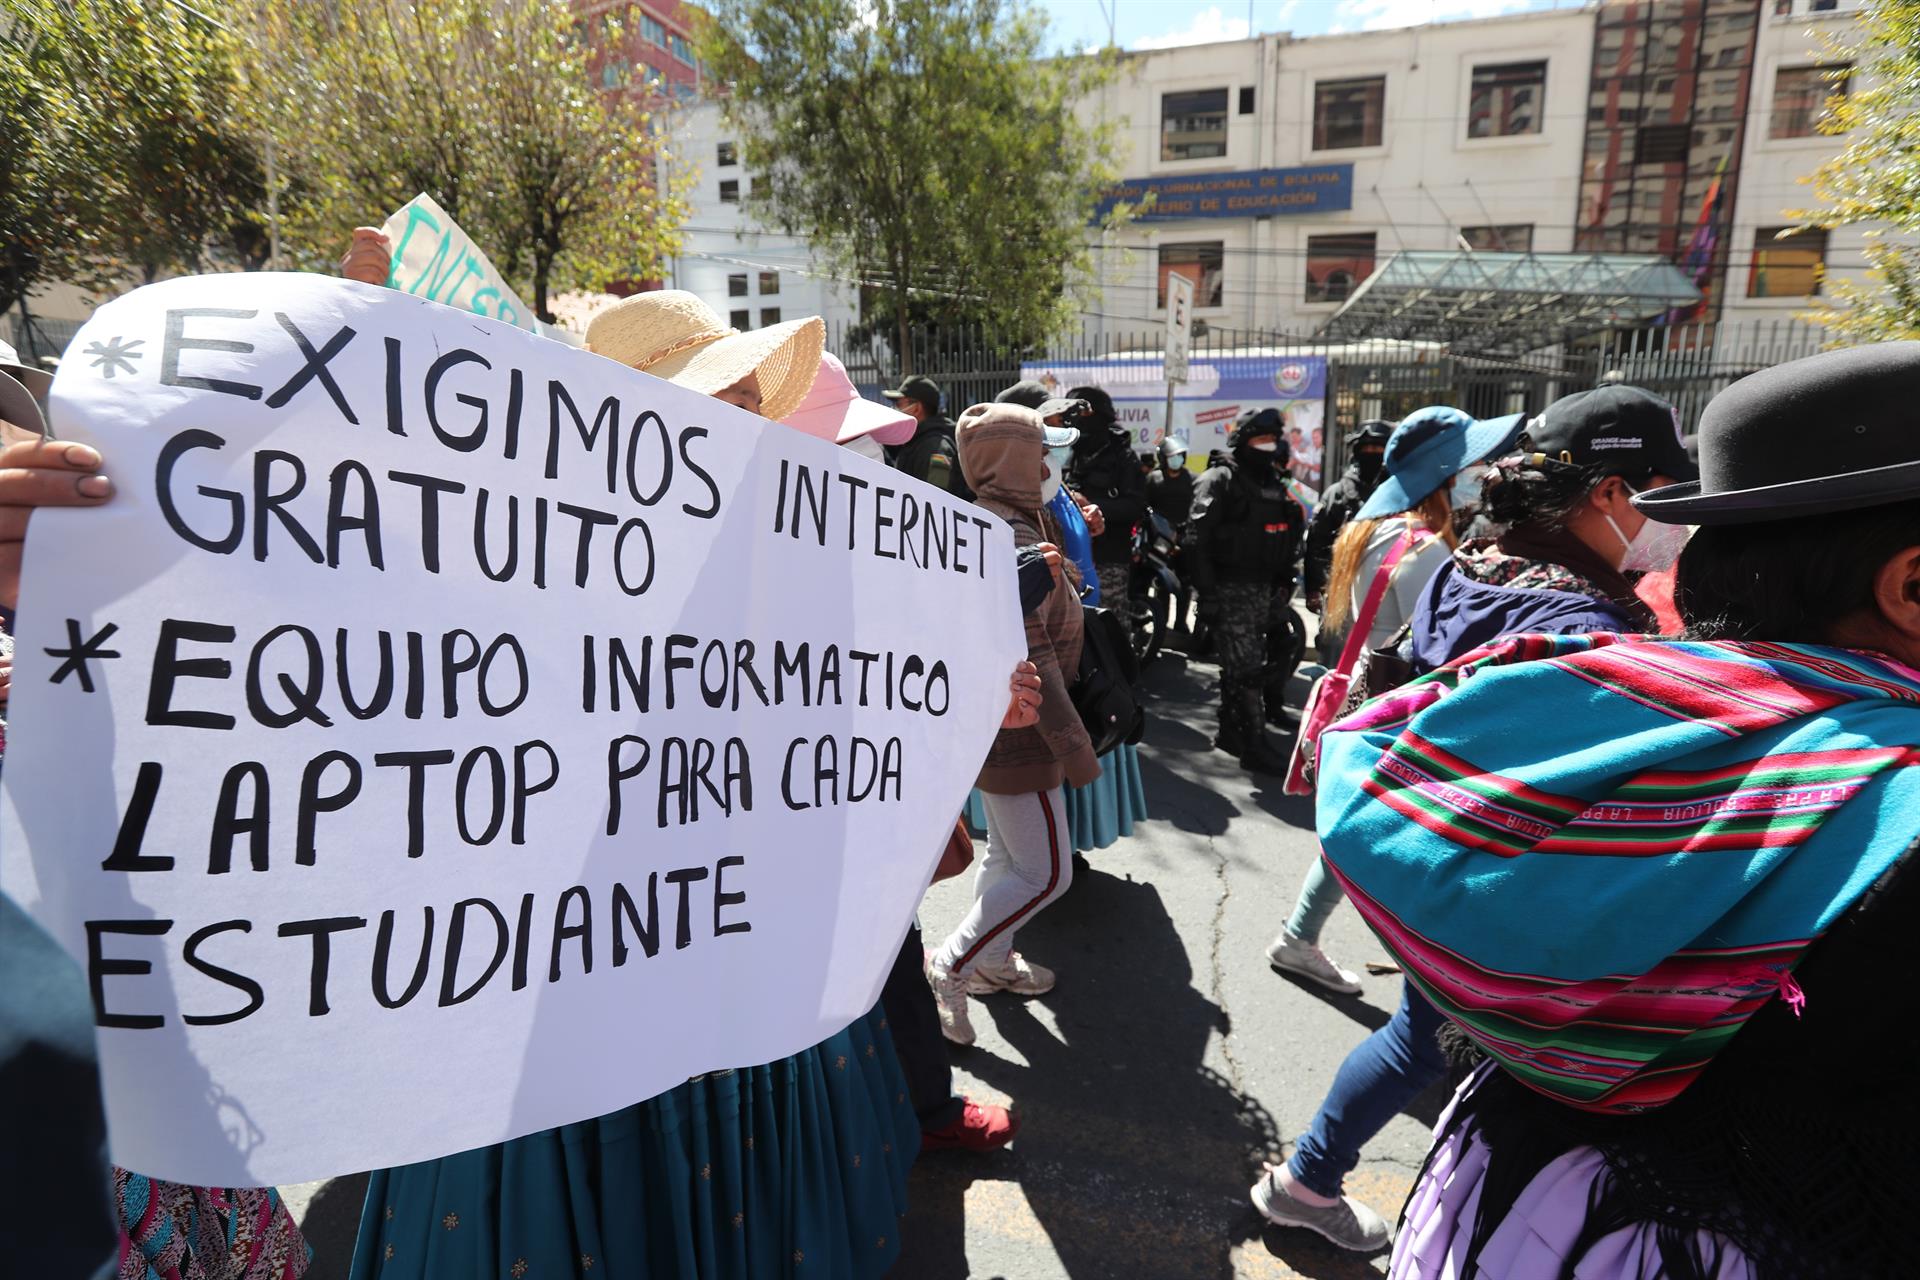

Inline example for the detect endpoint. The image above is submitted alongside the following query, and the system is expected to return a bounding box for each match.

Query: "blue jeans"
[1287,982,1448,1198]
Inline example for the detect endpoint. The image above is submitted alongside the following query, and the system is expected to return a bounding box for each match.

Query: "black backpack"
[1070,605,1145,756]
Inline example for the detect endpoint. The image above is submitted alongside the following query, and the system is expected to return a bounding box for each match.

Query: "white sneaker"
[965,952,1056,996]
[927,963,976,1045]
[1264,929,1362,996]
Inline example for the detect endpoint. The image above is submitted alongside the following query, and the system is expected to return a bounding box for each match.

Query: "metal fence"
[830,316,1834,477]
[0,312,86,369]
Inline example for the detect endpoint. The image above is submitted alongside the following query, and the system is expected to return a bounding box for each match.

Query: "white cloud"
[1130,5,1250,50]
[1336,0,1543,32]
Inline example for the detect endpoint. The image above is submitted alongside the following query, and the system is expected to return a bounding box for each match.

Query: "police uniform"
[883,375,966,496]
[1188,412,1304,772]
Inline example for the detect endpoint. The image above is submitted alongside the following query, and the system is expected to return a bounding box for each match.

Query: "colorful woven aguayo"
[1315,632,1920,1114]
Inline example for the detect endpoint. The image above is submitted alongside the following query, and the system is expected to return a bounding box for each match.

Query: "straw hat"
[586,290,824,421]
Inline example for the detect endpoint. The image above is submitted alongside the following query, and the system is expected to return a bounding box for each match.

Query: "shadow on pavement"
[893,862,1283,1279]
[295,1171,367,1280]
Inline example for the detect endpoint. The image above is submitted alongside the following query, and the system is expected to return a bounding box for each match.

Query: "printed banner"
[2,273,1023,1186]
[1023,356,1328,490]
[1094,165,1354,223]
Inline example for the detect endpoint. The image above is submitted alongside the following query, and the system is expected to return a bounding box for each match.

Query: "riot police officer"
[1188,408,1305,774]
[1146,436,1196,636]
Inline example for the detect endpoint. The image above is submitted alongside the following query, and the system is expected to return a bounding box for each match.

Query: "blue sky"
[1036,0,1572,51]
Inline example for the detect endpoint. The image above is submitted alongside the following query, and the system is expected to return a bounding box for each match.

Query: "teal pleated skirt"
[348,1005,915,1280]
[962,744,1149,853]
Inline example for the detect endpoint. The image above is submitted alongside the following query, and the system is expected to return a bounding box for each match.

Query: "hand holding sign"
[339,227,392,287]
[0,436,114,609]
[2,272,1025,1186]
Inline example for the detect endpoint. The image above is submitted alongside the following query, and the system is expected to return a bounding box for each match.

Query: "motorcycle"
[1128,510,1181,664]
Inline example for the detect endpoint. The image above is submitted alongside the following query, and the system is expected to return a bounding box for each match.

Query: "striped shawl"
[1316,633,1920,1113]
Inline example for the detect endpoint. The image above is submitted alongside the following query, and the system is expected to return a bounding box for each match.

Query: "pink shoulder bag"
[1282,528,1431,796]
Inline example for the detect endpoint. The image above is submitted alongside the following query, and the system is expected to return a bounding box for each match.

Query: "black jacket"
[1065,426,1147,566]
[1303,462,1374,596]
[889,414,965,496]
[1145,466,1195,531]
[1188,453,1305,592]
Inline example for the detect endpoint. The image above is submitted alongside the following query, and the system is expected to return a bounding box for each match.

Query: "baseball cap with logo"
[1521,385,1699,486]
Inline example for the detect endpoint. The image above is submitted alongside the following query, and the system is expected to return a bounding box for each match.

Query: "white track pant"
[933,786,1072,977]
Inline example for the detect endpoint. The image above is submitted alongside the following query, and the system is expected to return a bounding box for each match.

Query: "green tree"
[0,0,258,326]
[694,0,1130,370]
[1795,0,1920,341]
[242,0,687,321]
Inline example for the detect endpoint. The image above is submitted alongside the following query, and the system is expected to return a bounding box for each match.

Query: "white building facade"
[1089,8,1598,339]
[657,101,860,339]
[644,0,1883,347]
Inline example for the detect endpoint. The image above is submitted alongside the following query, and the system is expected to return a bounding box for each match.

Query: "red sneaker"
[920,1099,1020,1153]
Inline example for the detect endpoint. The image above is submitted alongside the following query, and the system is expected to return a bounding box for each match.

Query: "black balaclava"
[1351,418,1393,493]
[1066,386,1117,457]
[1230,407,1290,476]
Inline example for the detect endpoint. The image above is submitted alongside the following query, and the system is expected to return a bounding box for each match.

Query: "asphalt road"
[287,640,1447,1280]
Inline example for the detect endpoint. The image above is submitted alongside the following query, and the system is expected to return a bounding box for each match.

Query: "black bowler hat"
[1635,342,1920,526]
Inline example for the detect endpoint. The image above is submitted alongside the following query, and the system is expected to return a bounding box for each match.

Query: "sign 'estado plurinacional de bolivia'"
[1093,164,1355,223]
[2,273,1023,1187]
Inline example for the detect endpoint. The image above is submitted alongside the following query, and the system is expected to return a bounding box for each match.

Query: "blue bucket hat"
[1354,406,1528,520]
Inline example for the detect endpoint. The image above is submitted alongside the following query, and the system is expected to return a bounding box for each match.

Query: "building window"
[1633,123,1692,164]
[1469,61,1547,138]
[674,82,697,103]
[758,271,779,295]
[750,175,768,198]
[1157,242,1224,308]
[760,307,782,328]
[717,141,737,167]
[1748,227,1827,297]
[719,179,739,204]
[1161,89,1229,161]
[1238,86,1255,115]
[1771,65,1849,138]
[730,309,750,330]
[1305,233,1377,303]
[1461,224,1533,252]
[727,274,748,297]
[641,14,665,44]
[1313,77,1386,150]
[599,60,628,89]
[668,32,694,64]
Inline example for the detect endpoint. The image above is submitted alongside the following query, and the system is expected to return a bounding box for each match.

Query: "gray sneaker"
[1249,1167,1390,1253]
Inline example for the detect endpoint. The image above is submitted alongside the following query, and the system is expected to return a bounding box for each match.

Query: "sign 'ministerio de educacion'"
[1094,165,1354,223]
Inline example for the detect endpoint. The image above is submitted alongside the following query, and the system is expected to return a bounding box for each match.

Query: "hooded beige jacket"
[955,403,1100,794]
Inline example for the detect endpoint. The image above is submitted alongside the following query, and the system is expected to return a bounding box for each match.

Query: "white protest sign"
[380,193,580,346]
[1,272,1023,1187]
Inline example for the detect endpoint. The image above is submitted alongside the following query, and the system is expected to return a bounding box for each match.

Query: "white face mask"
[1451,465,1484,509]
[1248,440,1279,453]
[1605,484,1690,572]
[843,432,886,462]
[1041,451,1064,504]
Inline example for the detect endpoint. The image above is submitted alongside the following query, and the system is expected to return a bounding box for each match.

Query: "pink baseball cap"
[781,352,917,446]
